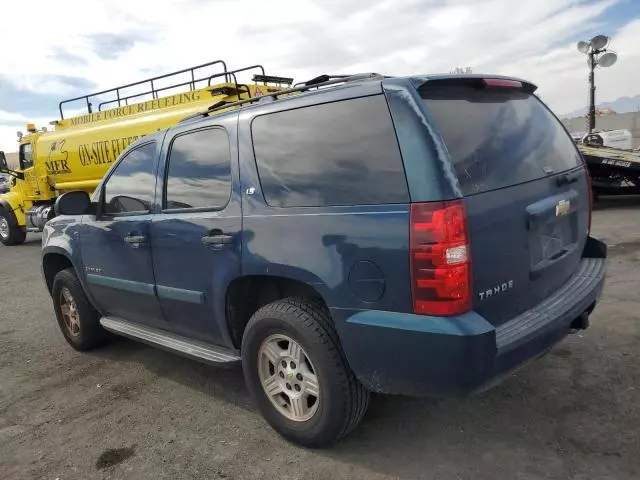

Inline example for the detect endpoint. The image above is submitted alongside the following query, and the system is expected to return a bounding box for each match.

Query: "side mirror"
[0,151,7,172]
[55,191,91,216]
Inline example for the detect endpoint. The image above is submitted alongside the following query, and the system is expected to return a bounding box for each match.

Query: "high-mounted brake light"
[410,200,472,316]
[482,78,522,88]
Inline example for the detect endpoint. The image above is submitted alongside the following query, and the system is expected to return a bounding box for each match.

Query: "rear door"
[150,118,241,345]
[420,80,589,325]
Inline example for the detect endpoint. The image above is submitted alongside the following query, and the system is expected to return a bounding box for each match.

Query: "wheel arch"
[225,274,331,349]
[42,249,77,294]
[0,191,26,226]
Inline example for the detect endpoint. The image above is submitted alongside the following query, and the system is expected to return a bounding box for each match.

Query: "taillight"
[584,164,593,234]
[410,200,471,316]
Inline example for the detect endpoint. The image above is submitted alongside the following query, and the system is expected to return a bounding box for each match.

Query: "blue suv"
[42,73,607,447]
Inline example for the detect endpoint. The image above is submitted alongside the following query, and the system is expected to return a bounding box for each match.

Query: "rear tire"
[52,268,109,351]
[0,209,26,246]
[241,298,369,448]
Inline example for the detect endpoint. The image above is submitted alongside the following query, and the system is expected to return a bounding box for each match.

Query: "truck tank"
[0,61,292,245]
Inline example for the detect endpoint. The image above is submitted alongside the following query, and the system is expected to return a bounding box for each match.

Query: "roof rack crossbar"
[59,59,228,119]
[180,73,383,123]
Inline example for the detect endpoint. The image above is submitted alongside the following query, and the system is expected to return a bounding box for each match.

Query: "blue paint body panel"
[41,72,608,398]
[382,78,461,201]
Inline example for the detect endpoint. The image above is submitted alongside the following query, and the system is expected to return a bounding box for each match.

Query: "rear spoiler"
[412,75,537,94]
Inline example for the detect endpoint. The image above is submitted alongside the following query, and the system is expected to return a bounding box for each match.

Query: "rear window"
[251,96,409,207]
[421,85,581,196]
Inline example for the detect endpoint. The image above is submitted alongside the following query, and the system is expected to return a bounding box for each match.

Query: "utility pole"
[588,52,596,132]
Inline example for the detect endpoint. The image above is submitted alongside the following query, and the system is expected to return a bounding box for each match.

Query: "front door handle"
[124,234,146,245]
[201,233,234,245]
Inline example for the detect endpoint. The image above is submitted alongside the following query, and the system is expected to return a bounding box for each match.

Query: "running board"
[100,316,241,364]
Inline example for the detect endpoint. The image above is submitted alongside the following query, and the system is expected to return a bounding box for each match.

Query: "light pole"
[577,35,618,133]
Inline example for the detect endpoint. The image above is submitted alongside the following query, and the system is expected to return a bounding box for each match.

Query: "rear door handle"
[123,234,146,245]
[201,233,234,245]
[556,171,580,186]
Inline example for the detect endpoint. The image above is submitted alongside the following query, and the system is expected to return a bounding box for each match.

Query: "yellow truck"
[0,60,291,245]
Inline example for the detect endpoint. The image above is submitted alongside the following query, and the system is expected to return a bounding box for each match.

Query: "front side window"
[19,143,33,169]
[103,142,157,214]
[164,128,231,210]
[251,96,409,207]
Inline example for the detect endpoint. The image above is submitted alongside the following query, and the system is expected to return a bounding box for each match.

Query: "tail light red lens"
[584,164,593,234]
[410,200,472,316]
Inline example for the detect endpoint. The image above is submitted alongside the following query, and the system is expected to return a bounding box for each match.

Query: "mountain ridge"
[562,94,640,118]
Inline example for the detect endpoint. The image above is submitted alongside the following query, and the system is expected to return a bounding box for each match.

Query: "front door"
[150,121,241,345]
[81,140,169,329]
[18,142,40,199]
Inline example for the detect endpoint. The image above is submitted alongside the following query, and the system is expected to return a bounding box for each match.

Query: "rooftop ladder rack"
[97,64,272,112]
[58,60,234,119]
[179,72,383,124]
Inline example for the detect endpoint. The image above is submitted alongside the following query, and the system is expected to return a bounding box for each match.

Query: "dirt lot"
[1,199,639,480]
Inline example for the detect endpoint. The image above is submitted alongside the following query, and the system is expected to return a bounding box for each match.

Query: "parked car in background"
[41,73,607,448]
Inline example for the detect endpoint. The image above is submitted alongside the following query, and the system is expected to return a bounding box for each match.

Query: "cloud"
[0,75,96,123]
[0,0,638,152]
[83,31,158,60]
[0,126,20,153]
[0,110,30,124]
[48,48,88,67]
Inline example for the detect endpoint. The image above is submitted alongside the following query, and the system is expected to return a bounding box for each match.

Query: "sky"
[1,0,639,152]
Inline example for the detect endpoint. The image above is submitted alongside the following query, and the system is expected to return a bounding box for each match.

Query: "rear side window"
[421,85,581,196]
[164,128,231,210]
[251,96,408,207]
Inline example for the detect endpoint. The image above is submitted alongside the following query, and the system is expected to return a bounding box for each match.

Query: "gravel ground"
[1,199,639,480]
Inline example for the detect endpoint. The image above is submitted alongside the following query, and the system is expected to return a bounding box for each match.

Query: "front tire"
[52,268,109,351]
[0,209,26,246]
[241,298,369,448]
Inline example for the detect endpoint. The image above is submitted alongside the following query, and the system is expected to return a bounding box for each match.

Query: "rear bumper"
[339,243,607,397]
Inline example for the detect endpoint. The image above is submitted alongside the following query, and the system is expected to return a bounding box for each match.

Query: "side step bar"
[100,317,241,364]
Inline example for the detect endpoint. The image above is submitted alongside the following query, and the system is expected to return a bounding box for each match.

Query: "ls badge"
[555,199,571,217]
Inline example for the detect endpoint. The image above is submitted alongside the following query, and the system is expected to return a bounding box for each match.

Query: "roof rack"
[96,65,280,113]
[59,60,229,119]
[58,60,283,120]
[179,72,384,124]
[294,74,352,87]
[253,74,294,86]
